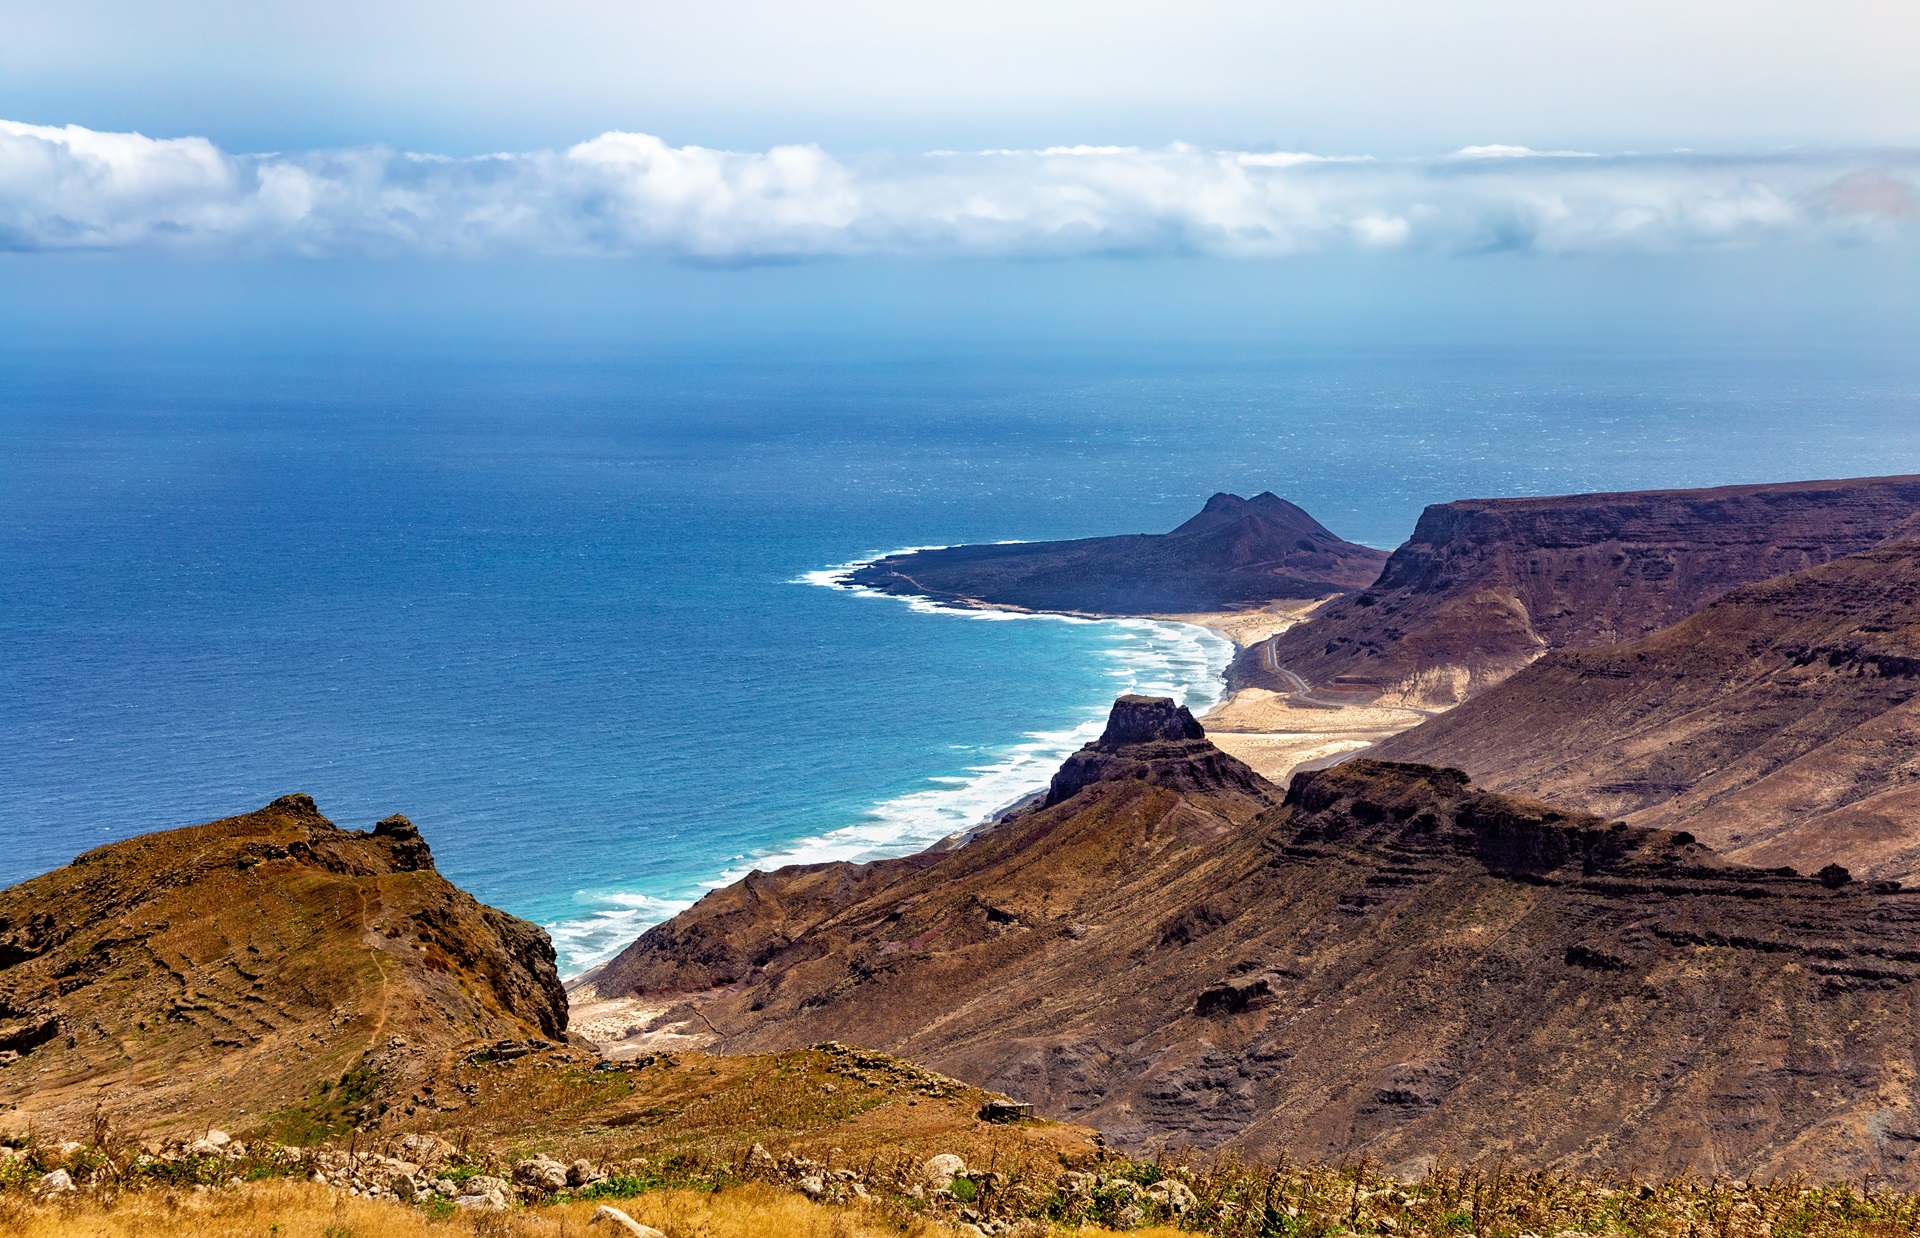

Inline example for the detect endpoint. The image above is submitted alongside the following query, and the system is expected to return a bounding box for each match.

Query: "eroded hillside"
[595,697,1920,1183]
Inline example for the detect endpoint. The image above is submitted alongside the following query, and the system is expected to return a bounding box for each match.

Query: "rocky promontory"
[848,491,1387,614]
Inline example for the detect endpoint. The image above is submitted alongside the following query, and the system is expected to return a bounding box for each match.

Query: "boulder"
[568,1157,603,1187]
[32,1169,76,1198]
[589,1205,668,1237]
[1149,1180,1197,1214]
[455,1188,508,1212]
[513,1154,570,1191]
[396,1133,457,1167]
[924,1153,967,1188]
[797,1174,826,1198]
[454,1176,511,1211]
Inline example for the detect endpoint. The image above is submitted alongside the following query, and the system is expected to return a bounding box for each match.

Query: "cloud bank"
[2,120,1915,259]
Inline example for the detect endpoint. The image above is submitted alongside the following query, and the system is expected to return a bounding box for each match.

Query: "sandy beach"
[1156,601,1435,785]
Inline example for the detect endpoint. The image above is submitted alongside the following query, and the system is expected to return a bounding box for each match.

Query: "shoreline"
[562,583,1426,1051]
[553,571,1234,983]
[1146,600,1434,786]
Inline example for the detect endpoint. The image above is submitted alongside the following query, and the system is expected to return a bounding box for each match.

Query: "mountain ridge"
[1374,538,1920,882]
[1240,474,1920,709]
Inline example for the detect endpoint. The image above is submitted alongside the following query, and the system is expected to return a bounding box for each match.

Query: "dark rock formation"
[1375,539,1920,882]
[600,707,1920,1183]
[0,795,567,1134]
[847,492,1387,614]
[1243,475,1920,708]
[1044,695,1267,807]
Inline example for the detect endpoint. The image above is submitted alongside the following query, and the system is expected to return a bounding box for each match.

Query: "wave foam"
[547,548,1233,975]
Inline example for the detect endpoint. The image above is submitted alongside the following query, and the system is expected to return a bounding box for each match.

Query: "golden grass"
[0,1179,1006,1238]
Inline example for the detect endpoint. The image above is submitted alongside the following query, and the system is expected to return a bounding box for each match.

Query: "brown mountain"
[1239,475,1920,709]
[846,492,1388,614]
[0,794,567,1136]
[1375,539,1920,883]
[591,697,1920,1182]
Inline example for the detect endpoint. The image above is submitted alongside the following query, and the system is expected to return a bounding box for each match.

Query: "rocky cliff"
[596,697,1920,1183]
[1242,475,1920,708]
[847,492,1387,614]
[0,795,568,1136]
[1375,539,1920,882]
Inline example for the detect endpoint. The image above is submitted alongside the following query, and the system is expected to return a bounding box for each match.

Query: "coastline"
[816,549,1432,794]
[550,556,1235,981]
[1151,600,1434,785]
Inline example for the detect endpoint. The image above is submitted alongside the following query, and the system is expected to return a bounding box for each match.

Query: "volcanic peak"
[1043,695,1271,807]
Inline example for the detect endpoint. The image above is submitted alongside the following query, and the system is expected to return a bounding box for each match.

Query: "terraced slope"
[1375,540,1920,881]
[601,698,1920,1183]
[1241,475,1920,708]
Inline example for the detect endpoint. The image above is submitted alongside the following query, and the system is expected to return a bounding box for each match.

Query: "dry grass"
[15,1155,1920,1238]
[0,1179,1056,1238]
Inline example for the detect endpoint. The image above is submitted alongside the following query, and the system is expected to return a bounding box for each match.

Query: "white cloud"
[0,119,1914,259]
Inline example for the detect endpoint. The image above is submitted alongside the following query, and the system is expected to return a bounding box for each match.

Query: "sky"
[2,1,1917,347]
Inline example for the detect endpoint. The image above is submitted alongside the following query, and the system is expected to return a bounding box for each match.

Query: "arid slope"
[595,697,1920,1183]
[1243,475,1920,708]
[1376,540,1920,881]
[0,795,567,1136]
[848,492,1387,614]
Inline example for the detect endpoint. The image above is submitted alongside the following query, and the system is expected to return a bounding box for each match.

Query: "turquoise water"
[5,342,1919,972]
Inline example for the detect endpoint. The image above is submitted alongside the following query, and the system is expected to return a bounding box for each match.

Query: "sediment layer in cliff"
[598,697,1920,1184]
[1376,539,1920,882]
[1241,474,1920,709]
[847,492,1387,614]
[0,795,568,1135]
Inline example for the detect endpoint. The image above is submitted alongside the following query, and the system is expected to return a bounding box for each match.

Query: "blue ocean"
[6,340,1919,974]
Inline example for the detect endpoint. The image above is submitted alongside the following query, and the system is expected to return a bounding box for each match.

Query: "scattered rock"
[924,1153,967,1188]
[797,1174,827,1198]
[747,1143,776,1169]
[568,1157,603,1186]
[1149,1179,1197,1214]
[396,1132,456,1167]
[589,1204,667,1237]
[978,1097,1032,1123]
[32,1169,76,1198]
[455,1188,508,1212]
[513,1154,570,1191]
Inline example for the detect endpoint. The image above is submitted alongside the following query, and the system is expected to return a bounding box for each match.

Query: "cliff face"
[1243,475,1920,708]
[1375,540,1920,882]
[0,795,567,1135]
[847,492,1388,614]
[595,698,1920,1183]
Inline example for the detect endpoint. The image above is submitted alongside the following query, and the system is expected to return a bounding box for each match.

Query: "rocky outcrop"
[0,794,568,1135]
[603,704,1920,1183]
[1043,695,1268,806]
[1243,475,1920,708]
[847,492,1387,614]
[1375,539,1920,882]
